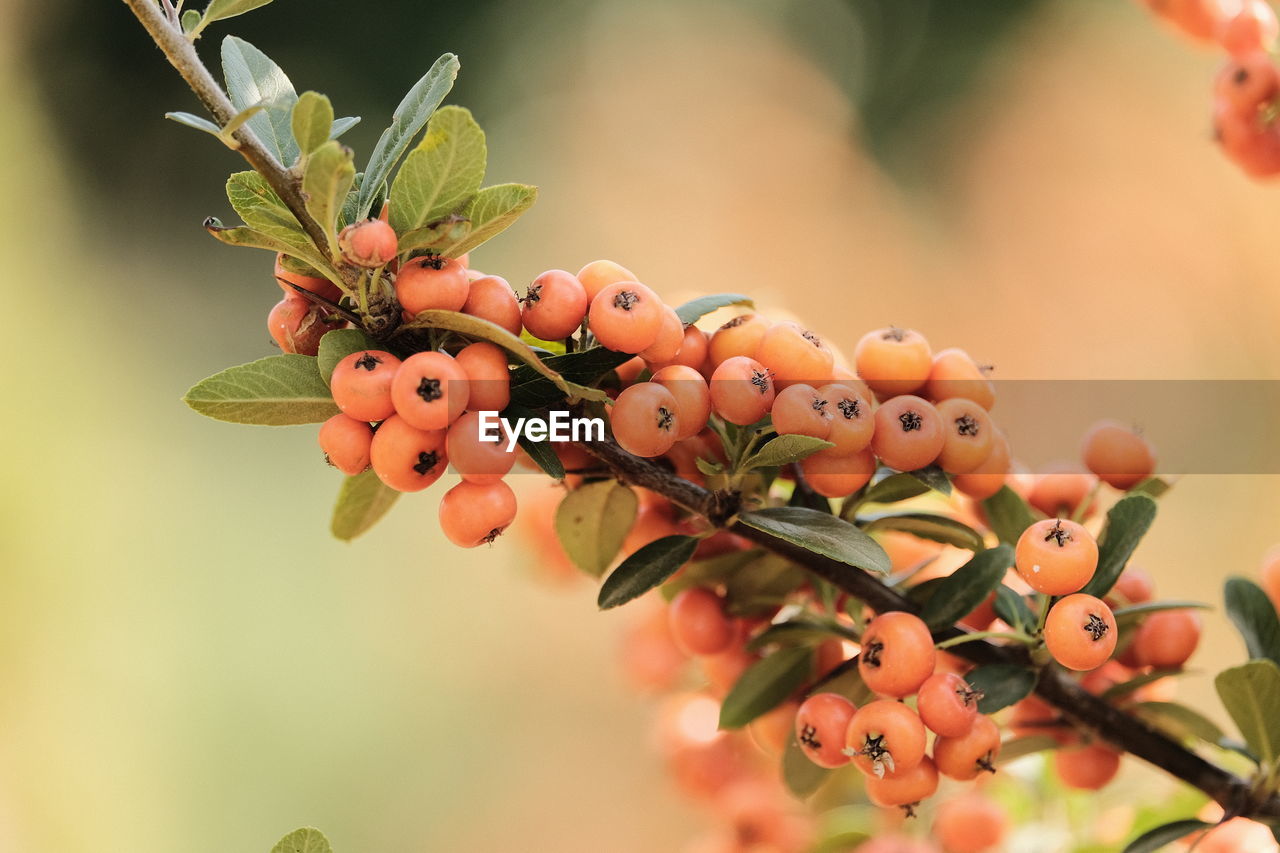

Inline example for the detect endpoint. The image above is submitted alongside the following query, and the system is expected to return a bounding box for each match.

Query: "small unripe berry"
[338,219,398,267]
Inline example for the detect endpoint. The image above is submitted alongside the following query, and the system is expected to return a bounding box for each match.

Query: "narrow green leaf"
[598,535,698,610]
[390,106,486,248]
[858,469,930,506]
[907,464,951,495]
[183,354,338,425]
[225,171,313,258]
[966,663,1036,713]
[741,434,833,472]
[1080,494,1159,599]
[980,486,1038,546]
[737,507,891,574]
[1130,701,1226,745]
[508,346,633,410]
[302,141,356,254]
[782,735,830,799]
[330,116,360,140]
[165,111,222,137]
[674,293,754,325]
[1129,477,1172,498]
[1122,820,1210,853]
[1214,659,1280,765]
[203,219,332,277]
[513,432,565,480]
[356,53,460,219]
[1224,577,1280,667]
[271,827,332,853]
[994,584,1036,632]
[436,182,538,257]
[554,481,638,577]
[204,0,276,25]
[859,512,985,551]
[221,36,299,166]
[719,646,813,729]
[292,91,334,157]
[994,734,1058,765]
[330,470,399,541]
[725,553,808,616]
[316,329,378,385]
[919,544,1014,630]
[1113,600,1211,629]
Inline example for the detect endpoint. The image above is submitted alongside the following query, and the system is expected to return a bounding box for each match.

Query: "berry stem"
[934,630,1037,650]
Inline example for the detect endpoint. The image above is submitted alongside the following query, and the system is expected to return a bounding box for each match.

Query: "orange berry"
[748,700,798,756]
[800,447,876,498]
[338,218,397,267]
[661,326,709,372]
[771,383,833,439]
[395,254,469,315]
[708,313,770,367]
[611,381,681,458]
[1081,420,1156,490]
[521,270,588,341]
[916,672,981,738]
[855,326,932,397]
[754,322,835,389]
[795,692,858,768]
[589,282,665,353]
[817,382,875,455]
[931,793,1008,853]
[391,351,470,431]
[461,274,522,336]
[951,431,1011,500]
[924,347,995,411]
[1132,609,1202,668]
[668,587,735,656]
[1053,743,1121,790]
[639,305,685,364]
[1262,544,1280,609]
[864,755,938,809]
[709,356,776,425]
[1028,467,1096,518]
[274,254,341,302]
[576,259,638,302]
[933,714,1000,781]
[1196,815,1280,853]
[1111,566,1156,605]
[651,365,711,441]
[1221,0,1280,56]
[318,413,374,475]
[846,699,928,778]
[438,479,517,547]
[1145,0,1234,42]
[934,398,994,474]
[1044,594,1117,671]
[445,411,516,485]
[330,350,402,422]
[268,295,340,356]
[858,611,937,698]
[454,341,510,412]
[871,395,945,472]
[1014,518,1098,596]
[369,414,447,492]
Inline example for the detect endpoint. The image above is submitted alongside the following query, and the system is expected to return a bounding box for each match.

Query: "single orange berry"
[438,479,517,547]
[794,692,858,769]
[445,410,516,485]
[461,274,523,336]
[330,350,402,422]
[390,351,470,431]
[933,714,1000,781]
[454,341,510,413]
[855,326,932,397]
[858,611,936,698]
[318,413,374,475]
[934,398,995,474]
[1044,594,1117,671]
[708,314,770,367]
[771,383,833,439]
[576,259,639,302]
[916,672,982,738]
[754,322,835,389]
[870,395,945,472]
[395,254,469,315]
[1132,609,1202,669]
[338,218,398,267]
[1053,743,1121,790]
[845,699,928,779]
[611,381,681,458]
[800,447,876,498]
[1014,518,1097,596]
[864,755,938,810]
[924,347,995,411]
[369,415,447,492]
[667,587,735,656]
[1080,420,1156,490]
[521,269,589,341]
[709,356,776,425]
[651,365,712,441]
[589,281,665,353]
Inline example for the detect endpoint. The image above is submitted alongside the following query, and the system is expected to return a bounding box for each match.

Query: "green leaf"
[204,0,276,25]
[302,141,356,255]
[509,346,633,410]
[1080,493,1158,599]
[906,464,951,496]
[165,111,222,137]
[598,535,698,610]
[330,116,360,140]
[1113,600,1211,629]
[514,432,565,480]
[859,512,985,551]
[316,329,377,385]
[1122,820,1210,853]
[782,735,830,799]
[225,171,314,260]
[1130,701,1226,744]
[291,91,334,157]
[994,734,1058,765]
[994,584,1036,632]
[1214,659,1280,765]
[203,218,332,276]
[719,646,813,729]
[181,8,201,33]
[554,481,638,577]
[1129,477,1172,498]
[390,106,486,249]
[330,470,399,542]
[436,183,538,257]
[919,544,1013,630]
[966,662,1036,713]
[725,553,808,616]
[221,36,299,166]
[396,217,471,256]
[183,354,338,425]
[271,827,332,853]
[741,434,833,472]
[663,548,762,600]
[858,470,930,506]
[1224,577,1280,667]
[356,53,460,219]
[980,486,1038,546]
[674,293,754,325]
[737,507,891,574]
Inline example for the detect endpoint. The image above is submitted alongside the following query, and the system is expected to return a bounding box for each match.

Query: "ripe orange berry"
[274,254,341,302]
[816,382,875,455]
[951,431,1011,500]
[1028,467,1096,519]
[794,692,858,768]
[395,254,469,315]
[521,269,589,341]
[1216,51,1280,112]
[639,305,685,364]
[461,275,522,336]
[454,341,510,413]
[668,587,735,656]
[1145,0,1233,42]
[800,447,876,498]
[709,356,776,425]
[1053,743,1121,790]
[754,322,835,389]
[268,295,340,356]
[330,350,402,422]
[662,326,709,371]
[1014,518,1098,595]
[1195,815,1280,853]
[445,411,516,484]
[934,398,994,474]
[338,218,398,267]
[771,383,833,439]
[864,755,938,809]
[1044,594,1117,671]
[318,413,374,475]
[870,395,945,472]
[589,281,665,353]
[1221,0,1280,56]
[846,699,928,778]
[858,611,937,697]
[708,313,770,367]
[923,347,994,410]
[916,672,981,738]
[1081,420,1156,490]
[855,326,932,397]
[391,351,469,431]
[1111,565,1156,605]
[748,700,798,756]
[438,479,517,547]
[931,793,1009,853]
[369,414,447,492]
[932,714,1000,781]
[576,259,638,302]
[612,382,681,458]
[1009,694,1076,745]
[651,365,711,441]
[1132,609,1202,668]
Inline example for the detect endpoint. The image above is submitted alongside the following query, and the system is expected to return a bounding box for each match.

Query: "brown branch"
[579,436,1280,822]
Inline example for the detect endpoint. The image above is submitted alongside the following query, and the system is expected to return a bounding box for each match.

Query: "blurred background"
[3,0,1279,850]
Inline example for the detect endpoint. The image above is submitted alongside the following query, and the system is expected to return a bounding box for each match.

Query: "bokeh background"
[3,0,1279,850]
